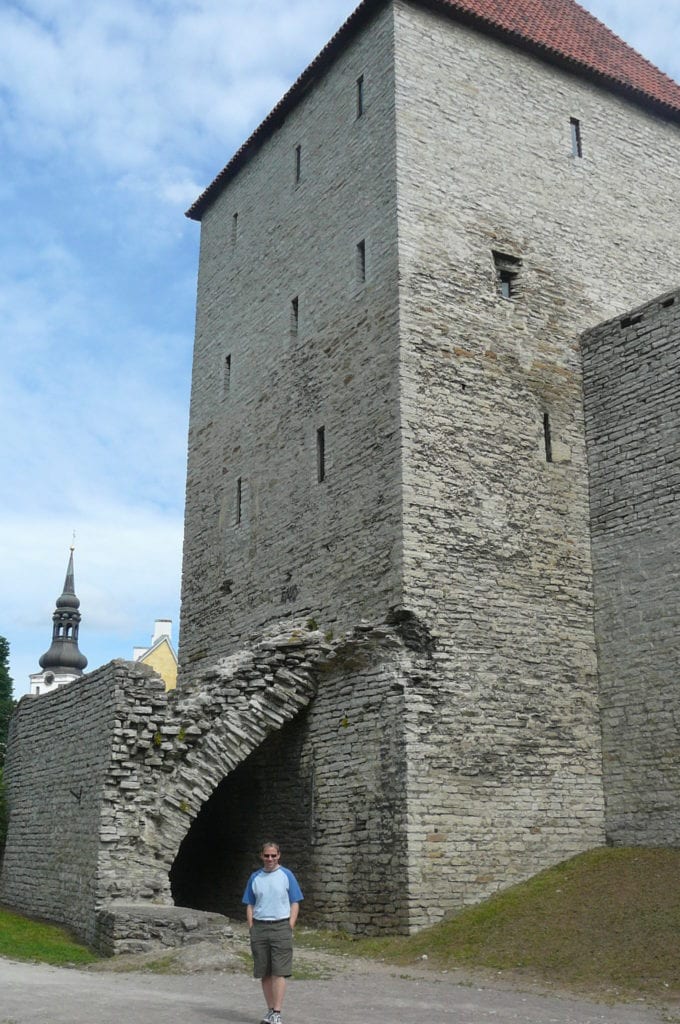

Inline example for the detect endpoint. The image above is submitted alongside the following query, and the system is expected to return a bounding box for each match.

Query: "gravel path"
[0,950,674,1024]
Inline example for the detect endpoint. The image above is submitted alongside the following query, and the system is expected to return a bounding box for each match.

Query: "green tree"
[0,635,14,761]
[0,636,14,853]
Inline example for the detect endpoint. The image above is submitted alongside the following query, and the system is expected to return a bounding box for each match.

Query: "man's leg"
[267,920,293,1015]
[261,975,275,1009]
[251,922,273,1014]
[270,974,286,1012]
[259,974,286,1012]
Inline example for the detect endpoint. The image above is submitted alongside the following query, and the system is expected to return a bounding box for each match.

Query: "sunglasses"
[263,854,279,859]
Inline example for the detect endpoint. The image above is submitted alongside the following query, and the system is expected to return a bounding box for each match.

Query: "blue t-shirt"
[242,866,304,920]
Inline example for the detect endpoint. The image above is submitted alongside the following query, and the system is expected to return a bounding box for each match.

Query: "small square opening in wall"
[356,239,366,283]
[570,117,583,158]
[223,353,232,396]
[294,144,302,183]
[291,296,299,335]
[493,251,521,299]
[231,212,238,245]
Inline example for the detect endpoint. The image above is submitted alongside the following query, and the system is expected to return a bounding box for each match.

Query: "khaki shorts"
[250,919,294,978]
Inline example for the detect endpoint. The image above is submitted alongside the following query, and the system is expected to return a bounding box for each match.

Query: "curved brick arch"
[97,628,328,908]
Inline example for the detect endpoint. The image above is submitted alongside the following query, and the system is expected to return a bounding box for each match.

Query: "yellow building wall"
[139,639,177,691]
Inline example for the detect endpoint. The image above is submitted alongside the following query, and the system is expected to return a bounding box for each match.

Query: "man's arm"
[246,903,254,928]
[289,901,299,929]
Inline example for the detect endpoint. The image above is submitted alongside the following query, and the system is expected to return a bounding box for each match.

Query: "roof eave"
[185,0,386,221]
[186,0,680,223]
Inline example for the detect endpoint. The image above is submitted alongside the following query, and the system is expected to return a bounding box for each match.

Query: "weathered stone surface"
[4,0,680,953]
[582,288,680,847]
[95,902,233,956]
[0,624,414,946]
[177,0,680,934]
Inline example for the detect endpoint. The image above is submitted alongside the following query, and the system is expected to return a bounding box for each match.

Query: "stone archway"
[169,712,310,917]
[96,628,324,914]
[1,619,414,951]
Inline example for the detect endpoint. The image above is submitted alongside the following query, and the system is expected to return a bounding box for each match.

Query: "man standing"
[243,841,304,1024]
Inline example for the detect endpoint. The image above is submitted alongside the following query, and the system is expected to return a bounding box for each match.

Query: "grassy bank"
[0,906,98,966]
[297,847,680,1000]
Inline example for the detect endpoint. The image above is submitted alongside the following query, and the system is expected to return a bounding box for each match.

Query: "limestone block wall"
[1,624,415,944]
[171,624,410,933]
[582,288,680,845]
[0,662,155,944]
[297,625,409,932]
[172,0,680,936]
[180,3,404,675]
[0,645,320,947]
[390,0,680,920]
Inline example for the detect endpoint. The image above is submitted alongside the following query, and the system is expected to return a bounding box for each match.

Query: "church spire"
[30,547,88,695]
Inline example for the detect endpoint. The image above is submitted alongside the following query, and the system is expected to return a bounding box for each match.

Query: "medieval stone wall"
[0,647,319,946]
[171,624,410,934]
[178,0,680,931]
[0,663,135,943]
[1,625,415,946]
[391,0,680,921]
[295,625,410,933]
[582,288,680,846]
[180,3,404,675]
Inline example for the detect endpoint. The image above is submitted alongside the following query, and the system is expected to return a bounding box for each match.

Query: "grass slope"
[298,848,680,1000]
[0,906,98,966]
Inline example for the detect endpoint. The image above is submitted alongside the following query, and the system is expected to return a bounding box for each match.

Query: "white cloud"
[1,0,678,701]
[0,0,358,190]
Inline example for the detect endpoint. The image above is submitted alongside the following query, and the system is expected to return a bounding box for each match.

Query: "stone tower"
[30,547,88,696]
[178,0,680,930]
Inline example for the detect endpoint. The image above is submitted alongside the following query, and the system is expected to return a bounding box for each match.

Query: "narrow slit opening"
[570,117,583,158]
[356,75,364,118]
[316,427,326,483]
[357,240,366,283]
[543,413,553,463]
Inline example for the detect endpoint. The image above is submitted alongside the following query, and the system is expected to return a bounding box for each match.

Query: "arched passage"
[169,713,312,918]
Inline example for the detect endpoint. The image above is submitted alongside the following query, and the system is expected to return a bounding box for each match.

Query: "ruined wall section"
[173,624,411,934]
[582,288,680,846]
[390,0,680,921]
[1,625,413,944]
[0,662,155,944]
[180,5,404,675]
[0,646,320,946]
[106,631,322,912]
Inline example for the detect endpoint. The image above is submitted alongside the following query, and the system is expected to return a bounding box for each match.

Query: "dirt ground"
[2,922,678,1024]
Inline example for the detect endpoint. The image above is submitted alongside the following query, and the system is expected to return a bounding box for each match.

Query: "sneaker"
[270,1014,282,1024]
[261,1012,274,1024]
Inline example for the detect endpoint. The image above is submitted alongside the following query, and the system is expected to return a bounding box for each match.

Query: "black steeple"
[38,547,88,675]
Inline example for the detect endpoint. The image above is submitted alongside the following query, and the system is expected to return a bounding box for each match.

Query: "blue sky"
[2,0,679,698]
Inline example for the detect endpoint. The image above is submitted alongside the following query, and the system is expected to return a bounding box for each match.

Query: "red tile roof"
[439,0,680,111]
[187,0,680,220]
